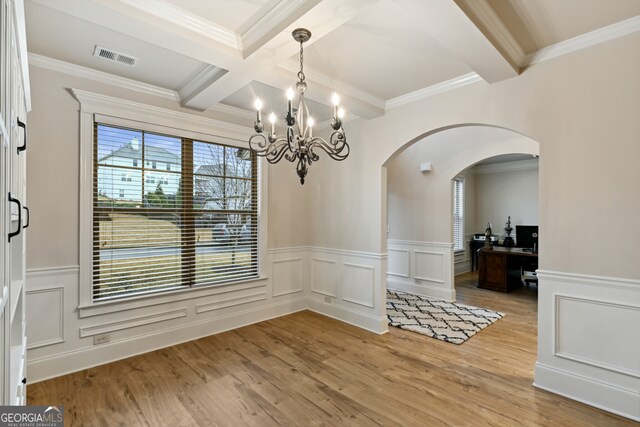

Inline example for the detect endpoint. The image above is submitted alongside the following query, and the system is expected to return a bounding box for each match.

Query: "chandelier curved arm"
[249,133,295,164]
[307,131,350,161]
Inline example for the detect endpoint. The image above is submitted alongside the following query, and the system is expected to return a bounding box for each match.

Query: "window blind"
[93,123,258,301]
[453,179,464,251]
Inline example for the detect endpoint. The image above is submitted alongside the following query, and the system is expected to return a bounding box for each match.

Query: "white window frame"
[453,178,464,253]
[73,89,268,317]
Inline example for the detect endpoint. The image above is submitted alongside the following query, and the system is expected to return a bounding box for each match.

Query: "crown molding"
[241,0,307,55]
[29,53,255,121]
[116,0,241,50]
[471,158,538,175]
[29,53,180,101]
[524,15,640,67]
[385,72,483,110]
[456,0,525,68]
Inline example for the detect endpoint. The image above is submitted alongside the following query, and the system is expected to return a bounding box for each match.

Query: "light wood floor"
[28,272,633,426]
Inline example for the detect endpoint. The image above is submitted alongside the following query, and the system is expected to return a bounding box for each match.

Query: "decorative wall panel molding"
[536,270,640,421]
[413,250,445,283]
[554,294,640,379]
[79,309,188,338]
[196,291,267,314]
[341,263,375,308]
[310,258,338,298]
[271,258,304,297]
[26,287,64,349]
[386,240,454,301]
[387,248,410,278]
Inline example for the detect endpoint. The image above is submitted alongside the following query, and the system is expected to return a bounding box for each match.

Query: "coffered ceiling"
[24,0,640,125]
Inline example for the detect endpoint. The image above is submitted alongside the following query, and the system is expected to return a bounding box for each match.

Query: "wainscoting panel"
[535,270,640,422]
[79,309,188,338]
[341,263,375,308]
[387,248,409,278]
[271,258,304,297]
[386,240,455,301]
[310,258,338,298]
[555,295,640,378]
[413,251,445,283]
[307,247,387,334]
[25,252,306,383]
[26,287,64,349]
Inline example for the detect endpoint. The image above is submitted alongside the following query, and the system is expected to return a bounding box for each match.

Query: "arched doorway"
[383,124,539,301]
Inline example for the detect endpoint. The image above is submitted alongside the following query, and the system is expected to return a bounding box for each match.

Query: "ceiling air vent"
[93,46,138,67]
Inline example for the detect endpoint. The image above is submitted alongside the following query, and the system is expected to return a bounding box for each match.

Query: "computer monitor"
[516,225,538,250]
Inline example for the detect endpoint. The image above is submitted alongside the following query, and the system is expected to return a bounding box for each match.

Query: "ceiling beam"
[182,0,379,112]
[391,0,519,83]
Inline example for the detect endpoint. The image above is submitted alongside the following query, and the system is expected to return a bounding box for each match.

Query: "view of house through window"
[453,178,464,251]
[94,123,258,301]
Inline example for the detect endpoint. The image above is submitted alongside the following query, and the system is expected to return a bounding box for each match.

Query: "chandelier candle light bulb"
[332,92,340,120]
[254,98,262,122]
[269,112,276,135]
[248,28,350,184]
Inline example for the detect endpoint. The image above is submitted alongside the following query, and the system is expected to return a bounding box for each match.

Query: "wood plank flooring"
[28,272,634,426]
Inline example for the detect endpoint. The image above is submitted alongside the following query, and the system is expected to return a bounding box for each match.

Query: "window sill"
[78,275,268,318]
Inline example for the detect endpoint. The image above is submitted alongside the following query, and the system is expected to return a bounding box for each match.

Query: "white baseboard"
[28,298,306,383]
[534,363,640,422]
[387,279,455,301]
[307,297,388,334]
[454,261,471,276]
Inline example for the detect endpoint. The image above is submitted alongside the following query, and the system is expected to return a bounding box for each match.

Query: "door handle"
[23,206,29,229]
[17,118,26,154]
[8,193,22,242]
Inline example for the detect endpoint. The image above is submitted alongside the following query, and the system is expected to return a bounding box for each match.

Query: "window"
[166,163,171,171]
[133,159,138,167]
[93,123,258,301]
[453,178,464,251]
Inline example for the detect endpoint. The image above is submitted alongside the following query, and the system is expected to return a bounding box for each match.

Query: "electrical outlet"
[93,333,111,345]
[324,296,332,303]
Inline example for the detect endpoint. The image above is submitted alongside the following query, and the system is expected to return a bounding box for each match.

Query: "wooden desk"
[478,247,538,292]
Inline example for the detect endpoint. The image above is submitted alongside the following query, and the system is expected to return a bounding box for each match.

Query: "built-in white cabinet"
[0,0,30,406]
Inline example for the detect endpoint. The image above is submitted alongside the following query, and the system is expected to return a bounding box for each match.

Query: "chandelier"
[248,28,349,184]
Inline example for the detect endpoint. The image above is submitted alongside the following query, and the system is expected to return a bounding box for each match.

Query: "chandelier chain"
[298,40,305,82]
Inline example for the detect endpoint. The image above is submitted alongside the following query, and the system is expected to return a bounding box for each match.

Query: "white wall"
[471,160,539,236]
[309,33,640,420]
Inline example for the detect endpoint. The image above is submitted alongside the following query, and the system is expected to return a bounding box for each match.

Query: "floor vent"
[93,46,138,67]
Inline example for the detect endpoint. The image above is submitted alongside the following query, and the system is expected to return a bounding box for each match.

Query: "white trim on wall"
[535,270,640,422]
[386,240,455,301]
[524,15,640,67]
[71,88,267,315]
[26,245,388,382]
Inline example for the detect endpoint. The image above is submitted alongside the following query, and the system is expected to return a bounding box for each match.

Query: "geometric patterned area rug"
[386,290,504,344]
